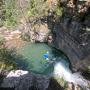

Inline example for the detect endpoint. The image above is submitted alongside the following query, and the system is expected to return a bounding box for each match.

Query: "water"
[54,60,89,89]
[16,43,69,75]
[13,43,89,89]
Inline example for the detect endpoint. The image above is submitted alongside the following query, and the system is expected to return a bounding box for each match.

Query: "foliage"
[0,40,16,73]
[27,0,64,21]
[88,66,90,72]
[27,0,49,19]
[54,6,63,17]
[0,0,18,27]
[0,0,4,27]
[0,0,64,27]
[21,33,31,41]
[0,36,5,46]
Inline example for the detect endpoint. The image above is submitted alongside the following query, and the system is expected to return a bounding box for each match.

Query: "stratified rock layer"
[48,0,90,72]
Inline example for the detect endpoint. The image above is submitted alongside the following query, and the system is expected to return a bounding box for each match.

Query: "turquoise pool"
[16,43,69,75]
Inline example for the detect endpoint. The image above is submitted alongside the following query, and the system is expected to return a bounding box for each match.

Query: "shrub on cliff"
[27,0,63,18]
[54,6,63,17]
[0,0,64,27]
[27,0,49,19]
[0,0,18,27]
[0,40,16,73]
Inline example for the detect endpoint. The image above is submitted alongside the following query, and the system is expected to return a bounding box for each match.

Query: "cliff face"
[48,0,90,72]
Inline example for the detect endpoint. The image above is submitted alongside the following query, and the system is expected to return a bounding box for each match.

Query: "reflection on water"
[16,43,69,75]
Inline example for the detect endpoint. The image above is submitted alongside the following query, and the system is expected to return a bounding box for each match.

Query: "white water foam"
[53,61,89,89]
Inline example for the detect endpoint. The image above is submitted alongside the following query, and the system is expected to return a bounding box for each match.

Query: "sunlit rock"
[6,70,28,78]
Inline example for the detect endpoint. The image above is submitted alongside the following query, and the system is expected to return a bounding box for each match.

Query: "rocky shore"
[0,70,49,90]
[0,70,89,90]
[0,0,90,90]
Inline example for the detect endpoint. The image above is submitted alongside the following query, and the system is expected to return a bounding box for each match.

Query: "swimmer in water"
[43,51,49,60]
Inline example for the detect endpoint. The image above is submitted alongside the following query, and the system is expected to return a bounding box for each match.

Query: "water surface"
[16,43,69,75]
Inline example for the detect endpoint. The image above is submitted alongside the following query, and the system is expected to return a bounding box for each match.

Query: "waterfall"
[53,60,89,89]
[53,61,74,82]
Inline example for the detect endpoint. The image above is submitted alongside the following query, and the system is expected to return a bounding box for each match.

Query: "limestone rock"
[30,23,50,42]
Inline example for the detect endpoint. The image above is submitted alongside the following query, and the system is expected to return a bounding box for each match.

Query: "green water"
[16,43,69,75]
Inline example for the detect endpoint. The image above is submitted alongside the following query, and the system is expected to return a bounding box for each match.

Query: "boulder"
[1,70,49,90]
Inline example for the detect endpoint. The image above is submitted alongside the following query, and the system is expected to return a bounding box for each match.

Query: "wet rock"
[0,70,49,90]
[47,78,64,90]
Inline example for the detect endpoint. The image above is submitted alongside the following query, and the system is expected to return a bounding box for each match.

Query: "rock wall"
[52,21,90,72]
[47,0,90,72]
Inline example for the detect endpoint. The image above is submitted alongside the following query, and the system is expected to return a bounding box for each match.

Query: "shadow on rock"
[47,78,64,90]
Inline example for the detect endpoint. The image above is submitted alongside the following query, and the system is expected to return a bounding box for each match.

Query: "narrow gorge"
[0,0,90,90]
